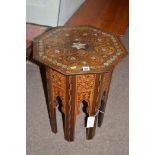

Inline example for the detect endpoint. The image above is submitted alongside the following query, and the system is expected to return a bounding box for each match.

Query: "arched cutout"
[82,100,89,115]
[82,100,89,127]
[55,96,63,113]
[55,96,66,132]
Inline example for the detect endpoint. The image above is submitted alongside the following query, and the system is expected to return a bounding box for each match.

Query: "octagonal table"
[33,25,128,142]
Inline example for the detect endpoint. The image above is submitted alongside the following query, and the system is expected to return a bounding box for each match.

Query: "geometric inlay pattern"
[33,25,128,75]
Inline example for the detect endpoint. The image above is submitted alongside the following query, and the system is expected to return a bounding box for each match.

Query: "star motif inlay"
[72,42,86,50]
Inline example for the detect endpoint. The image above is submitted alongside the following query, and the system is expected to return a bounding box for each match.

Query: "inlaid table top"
[33,25,127,75]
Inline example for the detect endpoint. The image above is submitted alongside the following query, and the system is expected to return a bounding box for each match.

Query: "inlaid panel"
[47,69,66,113]
[33,26,127,75]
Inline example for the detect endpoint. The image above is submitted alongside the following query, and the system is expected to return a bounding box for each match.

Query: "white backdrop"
[26,0,85,26]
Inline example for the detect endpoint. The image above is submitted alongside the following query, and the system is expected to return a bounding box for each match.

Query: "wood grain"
[46,67,110,141]
[66,0,129,36]
[98,70,113,127]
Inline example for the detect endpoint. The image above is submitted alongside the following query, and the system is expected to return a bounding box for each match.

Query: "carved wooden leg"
[64,76,76,142]
[98,98,106,127]
[39,65,48,104]
[86,117,98,140]
[86,74,104,140]
[48,101,57,133]
[98,71,113,127]
[46,68,57,133]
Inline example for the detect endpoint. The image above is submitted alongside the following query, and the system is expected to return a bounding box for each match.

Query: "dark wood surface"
[66,0,129,36]
[33,26,128,75]
[46,68,58,133]
[98,70,113,127]
[64,75,76,141]
[86,73,104,139]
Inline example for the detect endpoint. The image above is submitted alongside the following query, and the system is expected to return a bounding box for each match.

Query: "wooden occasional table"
[33,26,127,142]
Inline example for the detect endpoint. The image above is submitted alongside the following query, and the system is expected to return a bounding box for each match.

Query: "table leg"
[86,117,97,140]
[64,76,76,142]
[46,69,57,133]
[39,65,53,131]
[48,101,57,133]
[98,98,106,127]
[98,71,113,127]
[86,74,103,140]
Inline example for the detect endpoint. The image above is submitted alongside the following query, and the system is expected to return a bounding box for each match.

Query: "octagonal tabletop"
[33,25,128,75]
